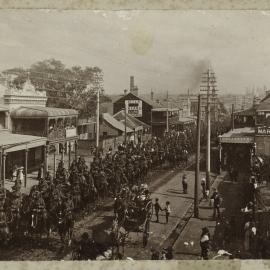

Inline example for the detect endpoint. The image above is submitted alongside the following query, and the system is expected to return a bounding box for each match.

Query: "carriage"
[113,184,153,250]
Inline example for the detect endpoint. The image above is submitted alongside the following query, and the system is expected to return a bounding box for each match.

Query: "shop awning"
[11,106,78,118]
[219,127,255,144]
[0,132,47,153]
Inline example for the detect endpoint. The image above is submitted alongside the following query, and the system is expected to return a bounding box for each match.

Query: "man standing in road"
[200,227,210,260]
[182,174,188,194]
[211,188,221,219]
[201,177,207,199]
[154,198,163,223]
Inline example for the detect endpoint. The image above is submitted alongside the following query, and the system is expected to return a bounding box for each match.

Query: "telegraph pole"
[206,69,211,190]
[194,94,201,218]
[166,90,169,132]
[231,103,235,130]
[124,101,127,144]
[96,87,100,151]
[200,69,217,191]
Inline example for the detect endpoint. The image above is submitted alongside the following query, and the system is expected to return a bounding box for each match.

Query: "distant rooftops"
[152,107,179,112]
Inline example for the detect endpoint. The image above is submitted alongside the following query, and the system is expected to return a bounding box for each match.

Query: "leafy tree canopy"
[2,58,111,117]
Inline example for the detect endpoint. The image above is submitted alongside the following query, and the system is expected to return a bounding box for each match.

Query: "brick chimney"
[151,90,154,101]
[124,89,128,95]
[130,76,134,92]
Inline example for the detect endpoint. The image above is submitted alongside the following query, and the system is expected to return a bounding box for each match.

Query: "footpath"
[173,171,250,260]
[173,171,229,259]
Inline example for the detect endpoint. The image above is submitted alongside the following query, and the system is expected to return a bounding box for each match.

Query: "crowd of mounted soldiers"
[0,128,197,246]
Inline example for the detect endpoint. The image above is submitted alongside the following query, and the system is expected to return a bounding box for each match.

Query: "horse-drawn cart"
[113,184,153,250]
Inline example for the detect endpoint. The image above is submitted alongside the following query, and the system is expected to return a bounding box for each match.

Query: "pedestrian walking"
[154,198,163,223]
[200,227,210,260]
[201,177,207,199]
[182,174,188,194]
[164,201,171,224]
[211,188,221,219]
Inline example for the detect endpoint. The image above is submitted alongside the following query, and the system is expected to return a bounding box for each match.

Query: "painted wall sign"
[125,100,142,117]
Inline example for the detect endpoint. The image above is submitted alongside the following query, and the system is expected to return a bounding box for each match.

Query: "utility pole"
[206,69,211,191]
[96,86,100,151]
[166,90,169,132]
[200,69,217,191]
[187,89,191,117]
[231,103,235,130]
[194,94,201,218]
[124,101,127,144]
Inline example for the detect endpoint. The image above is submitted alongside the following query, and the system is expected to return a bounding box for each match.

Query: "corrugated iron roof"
[257,97,270,111]
[234,107,256,116]
[11,106,78,118]
[0,132,47,148]
[102,113,132,133]
[219,127,255,138]
[113,110,150,130]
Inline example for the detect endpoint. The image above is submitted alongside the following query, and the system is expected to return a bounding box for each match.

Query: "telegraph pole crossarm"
[200,69,219,191]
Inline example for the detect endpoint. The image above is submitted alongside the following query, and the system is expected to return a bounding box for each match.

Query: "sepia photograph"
[0,9,269,262]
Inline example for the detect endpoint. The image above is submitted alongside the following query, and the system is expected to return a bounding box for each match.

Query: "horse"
[0,210,10,246]
[56,209,74,246]
[80,182,98,214]
[95,172,109,200]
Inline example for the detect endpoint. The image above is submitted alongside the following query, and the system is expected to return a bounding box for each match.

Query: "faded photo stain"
[130,24,154,55]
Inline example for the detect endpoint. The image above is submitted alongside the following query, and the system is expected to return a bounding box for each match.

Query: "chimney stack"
[133,86,139,96]
[130,76,134,92]
[124,89,128,95]
[151,90,154,101]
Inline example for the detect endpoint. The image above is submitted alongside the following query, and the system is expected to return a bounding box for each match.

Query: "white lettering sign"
[125,100,142,117]
[257,126,270,135]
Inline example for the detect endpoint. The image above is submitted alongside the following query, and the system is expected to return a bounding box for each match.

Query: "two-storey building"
[0,79,79,189]
[151,108,180,137]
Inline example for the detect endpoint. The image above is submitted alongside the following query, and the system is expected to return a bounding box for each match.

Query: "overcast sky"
[0,10,270,96]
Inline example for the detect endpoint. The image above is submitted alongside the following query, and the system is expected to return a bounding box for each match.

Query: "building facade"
[0,79,79,189]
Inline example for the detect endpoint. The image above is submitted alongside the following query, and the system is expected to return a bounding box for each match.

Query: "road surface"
[0,164,200,260]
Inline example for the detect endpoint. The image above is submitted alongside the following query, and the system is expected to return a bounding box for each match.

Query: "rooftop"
[234,107,256,116]
[219,127,255,144]
[11,106,78,118]
[178,117,197,124]
[0,132,47,152]
[113,110,150,131]
[102,113,132,133]
[257,96,270,111]
[152,107,179,112]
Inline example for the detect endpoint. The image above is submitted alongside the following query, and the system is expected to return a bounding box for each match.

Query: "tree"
[2,59,111,117]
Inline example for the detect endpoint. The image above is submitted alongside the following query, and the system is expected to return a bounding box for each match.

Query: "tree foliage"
[2,58,111,117]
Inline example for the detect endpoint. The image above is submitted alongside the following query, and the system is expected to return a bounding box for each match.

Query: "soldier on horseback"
[29,190,47,230]
[9,185,22,224]
[0,200,9,244]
